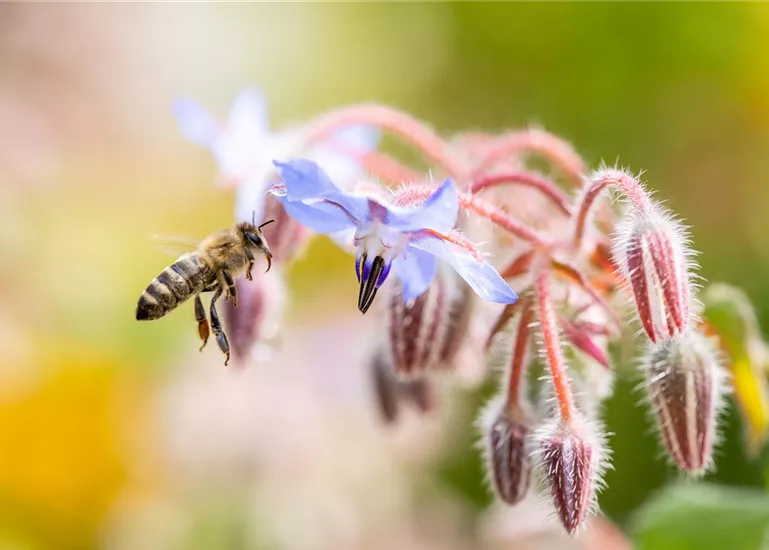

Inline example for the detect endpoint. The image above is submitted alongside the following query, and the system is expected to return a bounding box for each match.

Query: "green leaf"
[632,483,769,550]
[702,283,769,456]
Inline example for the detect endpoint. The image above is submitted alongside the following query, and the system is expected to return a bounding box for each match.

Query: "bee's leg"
[244,247,255,281]
[209,287,230,366]
[221,270,237,308]
[194,294,210,351]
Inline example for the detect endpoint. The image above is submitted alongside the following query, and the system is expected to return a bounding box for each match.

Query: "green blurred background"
[1,3,769,549]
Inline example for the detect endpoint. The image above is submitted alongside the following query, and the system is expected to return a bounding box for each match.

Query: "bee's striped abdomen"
[136,253,209,321]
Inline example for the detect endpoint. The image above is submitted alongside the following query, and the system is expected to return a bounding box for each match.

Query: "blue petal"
[227,88,270,145]
[274,159,369,222]
[409,238,518,304]
[173,97,221,147]
[393,248,437,302]
[386,179,458,234]
[273,195,357,234]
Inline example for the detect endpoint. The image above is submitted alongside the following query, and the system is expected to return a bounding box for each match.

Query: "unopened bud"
[370,348,437,424]
[224,270,285,364]
[533,417,606,534]
[644,331,727,474]
[482,398,533,505]
[614,208,692,343]
[387,268,473,377]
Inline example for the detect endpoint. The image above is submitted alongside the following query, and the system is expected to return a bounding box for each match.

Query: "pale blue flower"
[270,159,518,313]
[173,87,378,224]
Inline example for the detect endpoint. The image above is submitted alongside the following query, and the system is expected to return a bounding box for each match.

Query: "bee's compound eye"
[245,231,263,247]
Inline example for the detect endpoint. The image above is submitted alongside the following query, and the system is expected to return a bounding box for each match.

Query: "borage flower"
[269,159,518,313]
[173,87,379,230]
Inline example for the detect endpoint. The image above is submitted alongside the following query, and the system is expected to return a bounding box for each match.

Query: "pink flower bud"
[614,208,693,343]
[533,417,607,534]
[482,398,533,505]
[223,269,285,365]
[387,269,473,377]
[644,331,727,474]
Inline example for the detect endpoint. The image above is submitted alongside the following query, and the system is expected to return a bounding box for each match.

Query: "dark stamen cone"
[358,255,387,314]
[644,331,727,474]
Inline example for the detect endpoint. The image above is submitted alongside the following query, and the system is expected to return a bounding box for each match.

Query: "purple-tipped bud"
[483,401,533,505]
[223,270,284,364]
[615,209,692,343]
[644,331,727,474]
[534,418,606,535]
[387,269,473,377]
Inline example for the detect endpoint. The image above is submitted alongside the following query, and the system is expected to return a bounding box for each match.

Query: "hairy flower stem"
[324,144,423,185]
[469,172,573,216]
[507,298,533,410]
[466,129,585,186]
[396,183,551,248]
[573,169,655,249]
[306,104,462,177]
[535,261,576,424]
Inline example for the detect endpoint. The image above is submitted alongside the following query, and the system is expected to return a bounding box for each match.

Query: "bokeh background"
[2,3,769,549]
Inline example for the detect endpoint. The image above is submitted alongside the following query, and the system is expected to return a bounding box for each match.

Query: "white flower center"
[354,219,409,262]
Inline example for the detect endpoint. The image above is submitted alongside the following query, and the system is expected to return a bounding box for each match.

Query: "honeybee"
[136,219,274,365]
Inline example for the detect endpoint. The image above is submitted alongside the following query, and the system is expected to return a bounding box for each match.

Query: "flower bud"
[614,208,692,343]
[370,348,437,424]
[223,269,285,364]
[533,417,607,534]
[387,268,473,377]
[644,331,727,474]
[482,398,533,506]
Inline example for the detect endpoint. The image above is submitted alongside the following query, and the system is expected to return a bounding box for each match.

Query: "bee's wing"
[150,234,201,257]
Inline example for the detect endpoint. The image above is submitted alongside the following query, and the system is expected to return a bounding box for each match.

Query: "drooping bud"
[223,269,285,365]
[387,268,473,377]
[482,397,533,506]
[370,348,437,424]
[644,331,727,474]
[533,416,607,535]
[613,207,693,343]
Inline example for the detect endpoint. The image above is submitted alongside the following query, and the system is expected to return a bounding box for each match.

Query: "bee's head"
[239,219,274,272]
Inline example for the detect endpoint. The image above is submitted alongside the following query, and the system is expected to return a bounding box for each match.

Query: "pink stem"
[469,172,573,216]
[466,129,585,186]
[535,261,575,423]
[323,143,423,184]
[459,193,551,248]
[397,185,550,248]
[305,104,462,177]
[573,169,654,249]
[507,298,533,410]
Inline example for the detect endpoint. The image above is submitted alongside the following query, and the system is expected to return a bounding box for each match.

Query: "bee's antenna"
[258,219,275,230]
